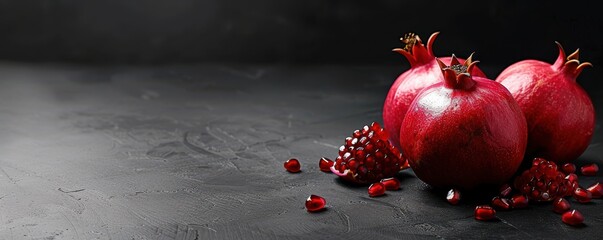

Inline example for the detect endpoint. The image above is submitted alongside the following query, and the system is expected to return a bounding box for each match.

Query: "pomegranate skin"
[383,32,486,148]
[400,56,527,190]
[496,43,595,164]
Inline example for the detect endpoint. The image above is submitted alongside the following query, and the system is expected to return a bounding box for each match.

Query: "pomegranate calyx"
[553,42,592,78]
[436,54,478,90]
[393,32,439,68]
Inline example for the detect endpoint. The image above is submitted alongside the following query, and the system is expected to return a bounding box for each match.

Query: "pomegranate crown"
[553,42,592,78]
[436,53,479,90]
[393,32,440,67]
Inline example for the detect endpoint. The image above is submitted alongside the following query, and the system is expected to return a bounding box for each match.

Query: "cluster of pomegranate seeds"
[319,157,334,172]
[580,163,599,176]
[368,182,386,197]
[513,158,573,202]
[562,210,584,226]
[284,158,301,173]
[474,205,496,221]
[332,122,408,184]
[446,189,461,205]
[305,195,327,212]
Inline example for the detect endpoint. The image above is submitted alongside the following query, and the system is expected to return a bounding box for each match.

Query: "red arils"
[284,158,301,173]
[305,195,326,212]
[491,197,511,211]
[499,184,512,197]
[510,194,529,209]
[513,158,572,201]
[446,189,461,205]
[561,163,576,174]
[587,182,603,198]
[319,157,334,172]
[380,178,401,190]
[553,198,571,214]
[580,163,599,176]
[562,210,584,226]
[474,205,496,221]
[331,122,408,184]
[368,183,386,197]
[573,187,592,203]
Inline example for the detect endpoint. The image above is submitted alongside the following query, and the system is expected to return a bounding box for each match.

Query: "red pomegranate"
[496,42,595,164]
[383,32,486,148]
[400,55,527,189]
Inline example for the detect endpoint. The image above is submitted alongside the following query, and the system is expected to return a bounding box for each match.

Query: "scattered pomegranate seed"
[305,195,326,212]
[446,189,461,205]
[380,178,401,190]
[553,198,571,214]
[561,163,576,174]
[474,205,496,221]
[565,173,579,192]
[587,182,603,198]
[368,183,386,197]
[580,163,599,176]
[499,184,512,197]
[491,197,511,211]
[573,187,592,203]
[561,209,584,226]
[510,194,529,209]
[284,159,301,173]
[319,157,334,172]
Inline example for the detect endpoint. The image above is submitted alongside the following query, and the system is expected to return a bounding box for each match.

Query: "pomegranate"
[383,32,486,148]
[399,55,527,189]
[496,42,595,164]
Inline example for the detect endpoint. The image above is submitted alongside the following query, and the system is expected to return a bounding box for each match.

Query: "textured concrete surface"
[0,63,601,239]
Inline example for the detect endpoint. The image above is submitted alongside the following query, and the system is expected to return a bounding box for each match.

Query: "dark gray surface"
[0,62,601,239]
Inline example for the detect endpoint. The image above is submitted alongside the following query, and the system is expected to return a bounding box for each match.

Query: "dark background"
[1,0,602,69]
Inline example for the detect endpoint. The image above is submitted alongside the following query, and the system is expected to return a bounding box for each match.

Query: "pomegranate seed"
[368,183,386,197]
[510,194,529,208]
[573,187,592,203]
[561,209,584,226]
[562,163,576,174]
[474,205,496,221]
[580,163,599,176]
[380,178,400,190]
[565,173,579,183]
[284,158,301,173]
[319,157,334,172]
[553,198,571,214]
[499,184,512,197]
[587,182,603,198]
[446,189,461,205]
[305,195,326,212]
[491,197,511,211]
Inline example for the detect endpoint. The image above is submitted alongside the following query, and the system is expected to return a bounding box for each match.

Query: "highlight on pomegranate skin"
[496,42,595,164]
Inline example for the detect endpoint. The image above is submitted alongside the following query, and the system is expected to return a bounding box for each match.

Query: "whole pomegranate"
[383,32,486,148]
[400,55,527,190]
[496,42,595,164]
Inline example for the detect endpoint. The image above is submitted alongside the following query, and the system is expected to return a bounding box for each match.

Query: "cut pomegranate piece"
[380,178,401,190]
[305,195,326,212]
[561,163,576,174]
[474,205,496,221]
[446,189,461,205]
[284,158,301,173]
[573,187,592,203]
[514,158,573,201]
[510,194,529,209]
[499,184,512,197]
[319,157,334,173]
[562,209,584,226]
[580,163,599,176]
[587,182,603,198]
[491,197,511,211]
[368,183,386,197]
[553,198,571,214]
